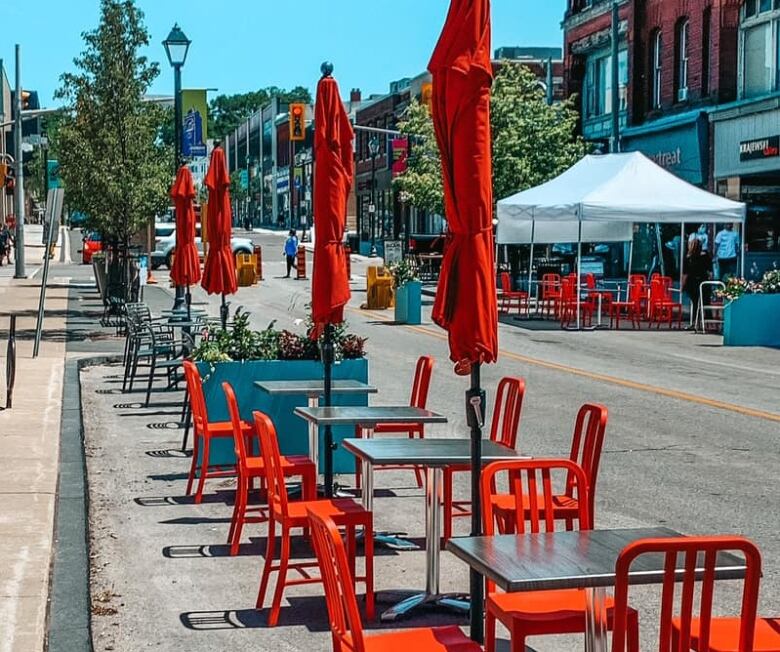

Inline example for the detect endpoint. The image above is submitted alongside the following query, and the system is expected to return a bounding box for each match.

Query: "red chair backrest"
[568,403,607,522]
[254,410,289,517]
[612,536,762,652]
[541,273,561,298]
[629,274,646,285]
[628,279,645,304]
[481,458,590,535]
[585,273,597,290]
[489,377,525,449]
[500,271,512,293]
[183,360,209,438]
[222,382,249,475]
[307,507,366,652]
[410,355,434,409]
[560,277,576,302]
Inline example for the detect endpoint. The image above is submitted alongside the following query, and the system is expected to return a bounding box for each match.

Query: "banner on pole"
[391,138,408,178]
[181,89,208,158]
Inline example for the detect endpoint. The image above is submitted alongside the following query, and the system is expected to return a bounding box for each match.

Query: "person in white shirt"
[714,224,740,280]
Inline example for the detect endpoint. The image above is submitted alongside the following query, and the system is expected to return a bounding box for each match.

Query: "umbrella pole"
[322,323,335,498]
[467,362,485,643]
[186,287,192,323]
[220,294,228,330]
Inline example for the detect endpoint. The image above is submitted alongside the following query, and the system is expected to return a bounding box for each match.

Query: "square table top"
[294,405,447,427]
[342,437,524,467]
[446,528,748,593]
[255,380,377,396]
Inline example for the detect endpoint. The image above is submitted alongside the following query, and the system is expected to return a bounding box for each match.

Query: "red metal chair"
[254,410,374,626]
[481,458,638,652]
[491,402,607,531]
[442,376,526,543]
[675,618,780,652]
[307,507,482,652]
[540,273,562,319]
[499,271,529,317]
[585,272,613,312]
[559,277,595,328]
[612,536,763,652]
[222,382,316,556]
[610,279,644,329]
[649,277,683,329]
[355,355,433,489]
[183,360,253,504]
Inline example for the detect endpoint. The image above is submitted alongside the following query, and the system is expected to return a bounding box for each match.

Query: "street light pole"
[368,135,379,258]
[13,45,25,279]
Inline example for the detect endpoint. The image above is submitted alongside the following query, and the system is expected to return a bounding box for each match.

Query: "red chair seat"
[284,498,370,524]
[244,454,313,475]
[364,625,482,651]
[489,587,617,621]
[672,616,780,652]
[491,492,579,518]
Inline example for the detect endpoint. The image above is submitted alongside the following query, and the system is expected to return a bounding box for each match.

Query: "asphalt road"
[69,227,779,650]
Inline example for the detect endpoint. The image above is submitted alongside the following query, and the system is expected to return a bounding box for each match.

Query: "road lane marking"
[349,306,780,424]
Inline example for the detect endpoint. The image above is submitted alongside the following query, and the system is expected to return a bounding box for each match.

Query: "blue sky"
[1,1,566,107]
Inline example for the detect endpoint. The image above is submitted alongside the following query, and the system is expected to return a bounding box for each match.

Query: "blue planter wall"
[394,285,408,323]
[197,358,369,473]
[723,295,780,347]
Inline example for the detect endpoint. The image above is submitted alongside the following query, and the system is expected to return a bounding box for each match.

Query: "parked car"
[151,223,253,270]
[81,232,102,264]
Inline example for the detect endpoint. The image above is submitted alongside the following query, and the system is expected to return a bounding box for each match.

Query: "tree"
[392,64,587,217]
[491,62,587,202]
[209,86,312,139]
[55,0,171,247]
[392,99,444,216]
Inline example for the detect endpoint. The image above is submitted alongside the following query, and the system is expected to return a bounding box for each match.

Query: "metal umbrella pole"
[467,362,486,642]
[322,323,335,498]
[220,294,228,329]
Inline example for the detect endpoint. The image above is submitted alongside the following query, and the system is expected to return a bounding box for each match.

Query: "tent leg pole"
[576,222,582,330]
[680,223,688,324]
[627,239,634,302]
[740,223,746,278]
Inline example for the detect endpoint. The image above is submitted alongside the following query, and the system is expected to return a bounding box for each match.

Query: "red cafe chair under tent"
[441,376,526,543]
[254,410,375,626]
[540,273,562,319]
[649,277,683,329]
[481,459,639,652]
[222,382,316,556]
[355,355,433,489]
[611,536,768,652]
[585,272,613,313]
[491,402,607,532]
[182,360,253,504]
[307,507,482,652]
[498,271,529,317]
[610,279,645,330]
[558,276,596,328]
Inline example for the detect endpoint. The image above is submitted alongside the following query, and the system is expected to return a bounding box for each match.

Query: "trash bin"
[405,280,422,325]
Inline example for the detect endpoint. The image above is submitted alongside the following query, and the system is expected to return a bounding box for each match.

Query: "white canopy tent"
[496,152,747,328]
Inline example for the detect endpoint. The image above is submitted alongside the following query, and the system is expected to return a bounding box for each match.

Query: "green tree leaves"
[55,0,171,246]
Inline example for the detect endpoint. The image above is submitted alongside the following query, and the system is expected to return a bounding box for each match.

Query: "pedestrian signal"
[290,103,306,142]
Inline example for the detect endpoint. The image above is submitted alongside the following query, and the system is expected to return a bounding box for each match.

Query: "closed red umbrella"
[201,146,237,327]
[428,0,496,640]
[312,64,353,497]
[170,165,201,317]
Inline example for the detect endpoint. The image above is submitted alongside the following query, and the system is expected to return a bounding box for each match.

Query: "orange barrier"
[296,245,307,279]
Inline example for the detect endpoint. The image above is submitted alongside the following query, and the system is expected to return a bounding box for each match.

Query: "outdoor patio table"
[342,436,522,623]
[256,381,377,473]
[446,527,748,651]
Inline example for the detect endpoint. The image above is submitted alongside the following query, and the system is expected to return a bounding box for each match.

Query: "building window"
[651,29,663,108]
[702,8,712,96]
[585,49,628,118]
[675,19,690,102]
[740,0,780,98]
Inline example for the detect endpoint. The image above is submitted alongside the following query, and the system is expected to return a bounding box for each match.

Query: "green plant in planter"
[389,257,419,287]
[761,269,780,294]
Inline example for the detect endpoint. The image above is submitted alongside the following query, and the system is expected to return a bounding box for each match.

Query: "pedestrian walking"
[0,224,8,266]
[284,229,298,278]
[683,237,712,330]
[714,223,740,280]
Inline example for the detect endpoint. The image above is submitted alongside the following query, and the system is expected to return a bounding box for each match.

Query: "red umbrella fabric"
[312,75,353,328]
[429,0,497,376]
[170,165,201,287]
[201,146,237,296]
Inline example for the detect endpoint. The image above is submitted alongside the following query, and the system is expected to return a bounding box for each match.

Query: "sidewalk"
[0,277,68,652]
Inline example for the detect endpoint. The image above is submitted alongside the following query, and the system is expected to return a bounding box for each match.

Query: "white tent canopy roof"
[497,152,746,244]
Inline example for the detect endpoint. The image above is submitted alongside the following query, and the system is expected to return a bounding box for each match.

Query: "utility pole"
[13,45,25,278]
[610,0,621,153]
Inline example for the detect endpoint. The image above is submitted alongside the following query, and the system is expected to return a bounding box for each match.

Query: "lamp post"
[163,23,191,311]
[368,135,380,257]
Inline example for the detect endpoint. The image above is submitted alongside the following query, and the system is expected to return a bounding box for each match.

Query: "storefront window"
[651,30,663,109]
[746,203,780,252]
[585,49,628,118]
[740,2,780,98]
[675,19,690,102]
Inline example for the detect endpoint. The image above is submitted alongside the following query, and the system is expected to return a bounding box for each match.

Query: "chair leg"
[257,518,276,610]
[363,516,375,621]
[509,622,527,652]
[227,482,241,546]
[194,436,210,504]
[144,354,157,407]
[230,476,248,556]
[185,433,200,496]
[485,607,497,652]
[267,525,291,627]
[627,608,640,652]
[128,350,140,393]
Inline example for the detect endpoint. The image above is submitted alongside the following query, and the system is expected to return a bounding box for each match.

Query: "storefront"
[712,97,780,279]
[621,111,711,277]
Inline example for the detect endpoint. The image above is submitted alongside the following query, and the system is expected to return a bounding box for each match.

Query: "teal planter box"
[405,280,422,325]
[723,295,780,347]
[394,285,408,323]
[196,358,369,473]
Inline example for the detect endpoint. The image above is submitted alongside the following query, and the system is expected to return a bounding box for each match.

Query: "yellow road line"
[349,306,780,424]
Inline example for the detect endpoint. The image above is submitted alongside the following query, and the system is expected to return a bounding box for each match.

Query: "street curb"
[48,354,121,652]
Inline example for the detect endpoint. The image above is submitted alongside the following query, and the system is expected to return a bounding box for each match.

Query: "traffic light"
[289,103,306,142]
[21,91,32,110]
